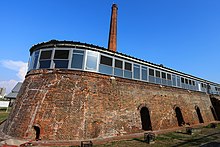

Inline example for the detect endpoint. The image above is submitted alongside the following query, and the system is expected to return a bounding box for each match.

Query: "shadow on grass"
[132,138,146,143]
[172,132,220,147]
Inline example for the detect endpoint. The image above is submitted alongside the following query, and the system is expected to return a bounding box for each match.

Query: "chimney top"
[108,4,118,52]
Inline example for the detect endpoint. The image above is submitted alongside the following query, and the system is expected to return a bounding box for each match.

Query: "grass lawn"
[0,111,9,122]
[94,124,220,147]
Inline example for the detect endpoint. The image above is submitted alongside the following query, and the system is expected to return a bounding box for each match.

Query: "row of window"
[28,48,220,95]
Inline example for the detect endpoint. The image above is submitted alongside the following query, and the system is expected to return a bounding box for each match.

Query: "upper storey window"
[124,62,132,79]
[86,51,98,71]
[28,51,39,71]
[99,55,113,74]
[39,50,52,68]
[133,64,140,79]
[114,59,123,77]
[149,68,155,83]
[141,66,148,81]
[53,50,69,68]
[71,50,84,69]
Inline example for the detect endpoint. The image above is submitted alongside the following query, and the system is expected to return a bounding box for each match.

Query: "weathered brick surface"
[3,69,215,140]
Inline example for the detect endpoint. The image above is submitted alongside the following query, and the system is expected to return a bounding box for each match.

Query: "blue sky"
[0,0,220,93]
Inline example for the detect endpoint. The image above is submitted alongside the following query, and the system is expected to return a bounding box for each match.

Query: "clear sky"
[0,0,220,93]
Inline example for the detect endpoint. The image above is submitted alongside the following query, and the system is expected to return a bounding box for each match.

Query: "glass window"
[124,62,132,79]
[192,81,195,86]
[162,72,166,79]
[28,54,34,71]
[99,55,113,74]
[172,75,176,86]
[189,80,192,85]
[54,60,69,68]
[39,60,51,68]
[125,62,132,71]
[141,66,148,81]
[100,55,112,66]
[149,68,154,76]
[86,51,98,71]
[133,64,140,79]
[71,50,84,69]
[40,50,52,59]
[54,50,69,59]
[114,59,123,77]
[39,50,52,69]
[124,70,132,79]
[115,59,122,68]
[114,68,123,77]
[181,77,185,83]
[167,74,171,80]
[156,71,160,77]
[177,76,181,87]
[33,51,39,69]
[185,79,188,84]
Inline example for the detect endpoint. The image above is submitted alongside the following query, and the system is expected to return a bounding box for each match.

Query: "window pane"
[177,76,181,87]
[167,74,171,80]
[115,59,122,68]
[33,51,39,69]
[125,62,132,71]
[54,50,69,59]
[162,72,166,79]
[181,77,185,83]
[189,80,192,85]
[114,68,123,77]
[99,64,113,74]
[71,50,84,69]
[156,77,161,84]
[185,79,188,84]
[141,67,148,81]
[149,76,155,83]
[124,70,132,79]
[40,50,52,59]
[133,64,140,79]
[39,60,51,68]
[54,60,69,68]
[149,69,154,76]
[100,55,112,66]
[162,79,167,85]
[172,75,176,86]
[86,51,98,71]
[156,71,160,77]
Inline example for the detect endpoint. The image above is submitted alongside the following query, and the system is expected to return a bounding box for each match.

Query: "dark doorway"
[140,107,152,131]
[175,107,185,126]
[210,106,218,121]
[210,97,220,121]
[195,106,204,123]
[33,126,40,141]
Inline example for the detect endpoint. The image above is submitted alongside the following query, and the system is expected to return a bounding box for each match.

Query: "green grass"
[94,125,220,147]
[0,111,9,122]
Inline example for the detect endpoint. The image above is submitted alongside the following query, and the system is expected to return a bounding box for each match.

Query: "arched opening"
[210,97,220,121]
[33,126,40,141]
[175,107,185,126]
[140,107,152,131]
[210,106,218,121]
[195,106,204,123]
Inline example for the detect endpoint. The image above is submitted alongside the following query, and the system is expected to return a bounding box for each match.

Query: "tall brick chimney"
[108,4,118,52]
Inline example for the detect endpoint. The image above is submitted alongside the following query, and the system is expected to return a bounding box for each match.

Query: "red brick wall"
[3,69,215,140]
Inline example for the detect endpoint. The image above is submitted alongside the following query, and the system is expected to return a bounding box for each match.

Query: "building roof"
[5,82,22,99]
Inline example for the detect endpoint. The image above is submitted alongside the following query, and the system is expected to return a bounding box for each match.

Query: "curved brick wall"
[3,69,215,140]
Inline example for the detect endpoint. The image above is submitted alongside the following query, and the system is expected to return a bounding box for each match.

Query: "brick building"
[3,4,220,141]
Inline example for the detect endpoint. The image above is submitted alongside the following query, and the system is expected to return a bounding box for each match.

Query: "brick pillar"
[108,4,118,52]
